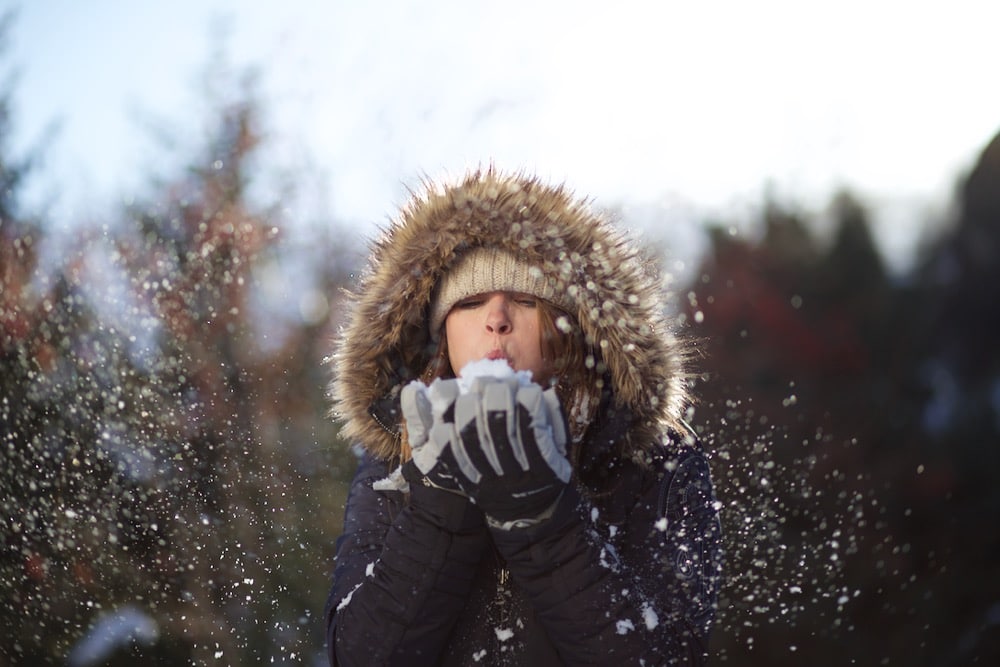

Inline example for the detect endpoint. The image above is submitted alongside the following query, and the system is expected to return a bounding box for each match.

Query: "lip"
[485,349,508,361]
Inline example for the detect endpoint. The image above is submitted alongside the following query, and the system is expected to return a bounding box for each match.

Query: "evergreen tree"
[2,34,360,661]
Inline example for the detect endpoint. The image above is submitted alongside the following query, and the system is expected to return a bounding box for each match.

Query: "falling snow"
[641,604,659,631]
[2,34,998,665]
[616,619,635,635]
[493,627,514,642]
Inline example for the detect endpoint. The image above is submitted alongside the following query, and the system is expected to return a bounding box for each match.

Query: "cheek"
[444,316,475,369]
[518,317,546,365]
[444,312,470,343]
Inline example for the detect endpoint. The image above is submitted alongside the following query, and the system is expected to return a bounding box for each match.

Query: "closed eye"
[512,293,537,307]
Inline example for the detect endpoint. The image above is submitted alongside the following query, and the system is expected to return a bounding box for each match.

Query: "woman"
[325,168,722,665]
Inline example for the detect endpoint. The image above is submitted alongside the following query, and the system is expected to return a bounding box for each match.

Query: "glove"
[434,377,571,528]
[400,378,465,494]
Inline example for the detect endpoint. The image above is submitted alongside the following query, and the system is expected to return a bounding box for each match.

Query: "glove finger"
[484,380,523,473]
[412,419,450,475]
[542,387,569,456]
[430,419,481,485]
[455,391,500,478]
[433,440,465,488]
[400,382,432,449]
[466,373,519,397]
[515,387,548,472]
[518,387,572,484]
[428,378,461,422]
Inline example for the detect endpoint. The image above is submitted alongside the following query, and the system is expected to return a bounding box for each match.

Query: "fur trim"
[329,167,692,461]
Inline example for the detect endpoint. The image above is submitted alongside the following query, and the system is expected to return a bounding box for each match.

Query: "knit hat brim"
[428,247,568,338]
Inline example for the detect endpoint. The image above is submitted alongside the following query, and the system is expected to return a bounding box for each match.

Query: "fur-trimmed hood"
[329,168,691,462]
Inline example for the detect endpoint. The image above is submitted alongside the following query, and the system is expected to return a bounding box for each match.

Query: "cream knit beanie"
[429,247,561,339]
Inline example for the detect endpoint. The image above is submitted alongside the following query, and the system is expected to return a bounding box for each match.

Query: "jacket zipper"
[367,407,401,438]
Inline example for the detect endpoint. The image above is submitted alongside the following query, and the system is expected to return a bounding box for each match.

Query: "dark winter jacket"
[325,169,723,665]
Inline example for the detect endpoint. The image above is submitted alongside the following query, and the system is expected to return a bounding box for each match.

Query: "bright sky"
[8,0,1000,271]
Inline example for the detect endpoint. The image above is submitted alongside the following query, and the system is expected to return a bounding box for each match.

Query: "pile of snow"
[454,358,533,392]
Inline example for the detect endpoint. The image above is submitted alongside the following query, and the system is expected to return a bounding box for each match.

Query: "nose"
[484,294,512,335]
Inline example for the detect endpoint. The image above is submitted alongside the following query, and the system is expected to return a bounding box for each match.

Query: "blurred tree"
[1,29,361,664]
[905,129,1000,664]
[0,11,98,663]
[84,61,360,663]
[689,142,1000,665]
[0,9,43,349]
[687,192,923,665]
[109,68,279,663]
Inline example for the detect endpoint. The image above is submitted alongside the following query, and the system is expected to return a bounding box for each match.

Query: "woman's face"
[444,291,551,383]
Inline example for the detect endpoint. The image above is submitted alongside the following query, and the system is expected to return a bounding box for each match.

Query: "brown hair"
[399,299,603,463]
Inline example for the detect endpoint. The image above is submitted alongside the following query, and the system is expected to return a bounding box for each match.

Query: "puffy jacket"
[325,418,721,665]
[324,169,723,665]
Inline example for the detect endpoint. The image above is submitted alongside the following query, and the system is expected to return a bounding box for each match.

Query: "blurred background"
[1,1,998,665]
